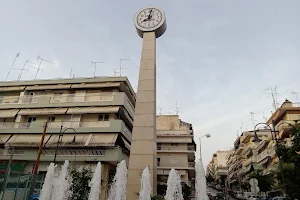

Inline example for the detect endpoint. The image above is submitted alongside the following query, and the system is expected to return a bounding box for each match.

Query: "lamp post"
[53,126,77,163]
[199,134,211,161]
[252,120,293,185]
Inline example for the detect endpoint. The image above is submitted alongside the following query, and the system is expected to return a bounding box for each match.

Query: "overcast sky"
[0,0,300,168]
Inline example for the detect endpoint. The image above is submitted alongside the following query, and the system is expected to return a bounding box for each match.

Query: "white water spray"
[107,160,128,200]
[165,168,183,200]
[139,166,151,200]
[88,162,102,200]
[195,160,208,200]
[53,160,70,200]
[39,163,57,200]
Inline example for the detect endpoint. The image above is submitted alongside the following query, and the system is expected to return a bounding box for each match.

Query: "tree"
[275,121,300,199]
[249,170,273,192]
[181,182,192,199]
[206,174,214,183]
[157,184,167,196]
[69,166,92,200]
[240,181,250,191]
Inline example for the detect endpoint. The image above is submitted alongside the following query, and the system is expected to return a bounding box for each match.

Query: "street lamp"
[199,134,211,161]
[252,120,293,183]
[53,126,77,163]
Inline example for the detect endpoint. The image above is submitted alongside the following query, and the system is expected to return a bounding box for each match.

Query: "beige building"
[208,150,231,184]
[0,77,135,199]
[156,115,196,192]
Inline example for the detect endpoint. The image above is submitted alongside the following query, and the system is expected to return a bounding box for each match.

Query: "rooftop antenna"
[35,56,54,80]
[5,53,20,81]
[15,60,36,80]
[120,58,131,77]
[291,91,299,103]
[168,108,173,115]
[113,69,120,76]
[174,101,179,115]
[91,61,105,77]
[250,112,257,127]
[262,112,268,122]
[262,87,280,111]
[69,69,73,78]
[157,107,162,115]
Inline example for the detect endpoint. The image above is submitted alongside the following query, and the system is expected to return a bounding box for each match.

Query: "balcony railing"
[0,122,31,129]
[48,121,110,128]
[0,93,115,105]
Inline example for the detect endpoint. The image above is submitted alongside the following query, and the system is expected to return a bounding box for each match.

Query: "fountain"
[88,162,102,200]
[107,160,128,200]
[139,166,151,200]
[39,163,57,200]
[165,168,183,200]
[52,160,70,200]
[195,160,208,200]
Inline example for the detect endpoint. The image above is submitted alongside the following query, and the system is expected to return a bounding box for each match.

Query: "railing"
[49,93,114,103]
[0,95,38,104]
[187,145,195,151]
[48,121,110,128]
[257,147,276,163]
[0,122,31,129]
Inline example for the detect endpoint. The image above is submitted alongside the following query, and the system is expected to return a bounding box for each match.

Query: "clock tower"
[126,6,167,200]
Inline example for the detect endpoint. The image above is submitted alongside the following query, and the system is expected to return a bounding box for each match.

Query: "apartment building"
[227,130,269,189]
[0,77,135,198]
[156,115,196,190]
[208,150,231,185]
[254,99,300,176]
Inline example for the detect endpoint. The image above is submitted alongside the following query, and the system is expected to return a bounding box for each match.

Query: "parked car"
[30,194,39,200]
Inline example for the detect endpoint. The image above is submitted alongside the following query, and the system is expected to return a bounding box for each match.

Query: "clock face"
[136,8,163,30]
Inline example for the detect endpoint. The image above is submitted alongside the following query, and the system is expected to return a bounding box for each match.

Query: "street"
[207,187,236,200]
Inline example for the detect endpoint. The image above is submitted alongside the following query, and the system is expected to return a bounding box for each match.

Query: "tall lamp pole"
[53,126,77,163]
[252,120,293,185]
[199,134,211,161]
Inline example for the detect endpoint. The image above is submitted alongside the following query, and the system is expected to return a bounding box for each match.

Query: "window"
[98,114,109,121]
[48,116,55,122]
[28,117,36,123]
[171,143,178,146]
[157,158,161,166]
[170,156,178,164]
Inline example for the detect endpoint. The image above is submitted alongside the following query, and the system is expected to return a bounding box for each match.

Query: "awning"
[87,133,118,147]
[71,82,120,89]
[25,84,72,90]
[0,86,26,92]
[0,134,12,144]
[67,106,119,114]
[121,137,131,150]
[157,137,192,143]
[19,108,68,115]
[5,134,52,147]
[0,109,19,118]
[45,134,90,147]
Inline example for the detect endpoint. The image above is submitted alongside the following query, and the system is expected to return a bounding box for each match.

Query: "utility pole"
[1,147,15,200]
[5,53,20,81]
[91,61,105,77]
[119,58,131,77]
[35,56,54,80]
[28,122,48,198]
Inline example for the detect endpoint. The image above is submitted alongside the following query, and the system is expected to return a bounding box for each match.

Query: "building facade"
[207,150,231,185]
[0,77,136,199]
[156,115,196,192]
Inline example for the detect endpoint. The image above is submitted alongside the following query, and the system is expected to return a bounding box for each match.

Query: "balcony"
[0,120,132,141]
[188,162,195,168]
[254,140,270,153]
[0,93,131,111]
[257,148,276,164]
[157,145,195,153]
[235,144,245,155]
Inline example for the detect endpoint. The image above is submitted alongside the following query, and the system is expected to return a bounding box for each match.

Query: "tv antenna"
[157,107,162,115]
[174,101,179,115]
[113,69,120,76]
[5,53,20,81]
[120,58,131,76]
[15,60,36,80]
[91,61,105,77]
[250,112,257,127]
[262,112,268,122]
[291,91,299,103]
[262,87,280,111]
[35,56,54,80]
